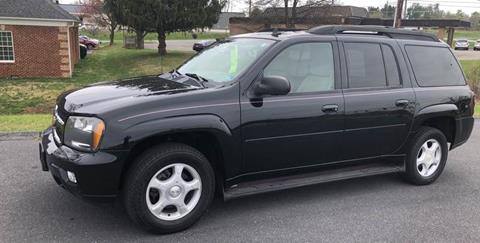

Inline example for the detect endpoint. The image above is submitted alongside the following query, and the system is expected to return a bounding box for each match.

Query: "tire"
[403,127,448,185]
[123,143,215,234]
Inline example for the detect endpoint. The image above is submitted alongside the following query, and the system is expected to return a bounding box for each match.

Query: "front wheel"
[123,143,215,234]
[403,127,448,185]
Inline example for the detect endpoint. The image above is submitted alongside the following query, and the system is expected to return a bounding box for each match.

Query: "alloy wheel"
[146,163,202,221]
[416,139,442,177]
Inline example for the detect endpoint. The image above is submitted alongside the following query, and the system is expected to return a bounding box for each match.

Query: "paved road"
[1,121,479,242]
[453,49,480,60]
[145,40,200,52]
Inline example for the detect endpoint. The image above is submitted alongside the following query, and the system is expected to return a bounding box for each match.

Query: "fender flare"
[124,114,233,144]
[412,104,458,131]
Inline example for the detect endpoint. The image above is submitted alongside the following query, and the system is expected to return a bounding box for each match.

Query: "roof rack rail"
[307,25,439,42]
[258,28,305,32]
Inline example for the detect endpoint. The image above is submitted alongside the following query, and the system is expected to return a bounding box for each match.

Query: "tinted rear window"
[405,45,465,86]
[344,43,387,88]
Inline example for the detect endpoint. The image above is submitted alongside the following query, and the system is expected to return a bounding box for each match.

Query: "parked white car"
[454,39,469,50]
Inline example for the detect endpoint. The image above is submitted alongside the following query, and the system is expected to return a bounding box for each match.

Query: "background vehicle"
[39,26,475,234]
[455,39,469,50]
[474,40,480,51]
[192,40,216,52]
[79,44,87,59]
[79,35,100,49]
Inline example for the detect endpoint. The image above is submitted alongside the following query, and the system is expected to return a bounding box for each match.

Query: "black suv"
[39,26,475,233]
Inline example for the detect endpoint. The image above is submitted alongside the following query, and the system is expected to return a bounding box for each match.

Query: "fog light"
[67,171,77,184]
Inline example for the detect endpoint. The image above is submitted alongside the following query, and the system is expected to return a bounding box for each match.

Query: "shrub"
[465,65,480,96]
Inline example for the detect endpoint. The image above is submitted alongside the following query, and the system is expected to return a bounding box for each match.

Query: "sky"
[59,0,480,15]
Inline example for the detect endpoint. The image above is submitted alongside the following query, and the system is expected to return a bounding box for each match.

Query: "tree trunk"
[291,0,298,28]
[284,0,289,28]
[109,27,115,46]
[157,31,167,56]
[135,30,144,49]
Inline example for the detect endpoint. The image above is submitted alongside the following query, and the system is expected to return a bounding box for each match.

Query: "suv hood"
[58,75,200,114]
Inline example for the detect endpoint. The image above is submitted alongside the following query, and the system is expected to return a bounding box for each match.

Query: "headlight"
[64,116,105,152]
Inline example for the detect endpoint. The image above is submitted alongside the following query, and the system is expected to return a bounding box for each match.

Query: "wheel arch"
[119,115,236,194]
[413,104,458,144]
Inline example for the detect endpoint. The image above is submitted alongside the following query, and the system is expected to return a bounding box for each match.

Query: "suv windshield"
[177,38,275,83]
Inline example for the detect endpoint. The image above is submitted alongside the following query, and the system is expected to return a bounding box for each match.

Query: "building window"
[0,31,14,62]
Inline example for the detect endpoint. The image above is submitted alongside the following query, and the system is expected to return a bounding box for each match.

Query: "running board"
[224,162,404,200]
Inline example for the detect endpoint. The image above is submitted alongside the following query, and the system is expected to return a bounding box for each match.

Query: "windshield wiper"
[185,73,209,83]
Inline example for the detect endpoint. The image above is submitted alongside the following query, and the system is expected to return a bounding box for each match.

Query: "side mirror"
[254,75,291,97]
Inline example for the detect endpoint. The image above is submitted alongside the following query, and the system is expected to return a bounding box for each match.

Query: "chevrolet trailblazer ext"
[39,26,475,233]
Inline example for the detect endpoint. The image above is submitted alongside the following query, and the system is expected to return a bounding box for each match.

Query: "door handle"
[395,99,410,107]
[322,104,339,113]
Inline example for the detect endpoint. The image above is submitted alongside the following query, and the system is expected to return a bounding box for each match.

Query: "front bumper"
[39,127,128,201]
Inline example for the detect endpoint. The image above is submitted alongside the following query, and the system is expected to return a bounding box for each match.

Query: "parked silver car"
[455,39,469,50]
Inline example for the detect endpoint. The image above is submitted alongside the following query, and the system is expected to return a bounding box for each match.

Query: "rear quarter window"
[405,45,466,86]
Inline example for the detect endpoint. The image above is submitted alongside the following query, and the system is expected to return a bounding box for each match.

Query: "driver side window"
[264,42,335,94]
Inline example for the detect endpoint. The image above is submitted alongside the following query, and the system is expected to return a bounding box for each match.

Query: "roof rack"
[307,25,439,42]
[258,28,306,33]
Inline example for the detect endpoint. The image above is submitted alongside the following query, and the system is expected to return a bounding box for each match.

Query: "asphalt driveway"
[0,121,479,242]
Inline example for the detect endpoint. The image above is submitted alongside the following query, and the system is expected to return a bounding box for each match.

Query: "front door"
[240,41,345,175]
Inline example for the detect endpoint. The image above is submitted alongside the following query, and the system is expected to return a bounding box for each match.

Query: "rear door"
[339,38,415,160]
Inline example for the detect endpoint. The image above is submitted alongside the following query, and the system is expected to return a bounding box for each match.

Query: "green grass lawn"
[0,45,193,132]
[0,114,51,133]
[80,30,229,42]
[0,44,193,115]
[453,30,480,40]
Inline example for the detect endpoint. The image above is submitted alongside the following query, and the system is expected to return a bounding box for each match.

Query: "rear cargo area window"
[405,45,465,86]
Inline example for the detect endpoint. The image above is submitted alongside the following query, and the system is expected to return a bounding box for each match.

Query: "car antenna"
[272,28,281,37]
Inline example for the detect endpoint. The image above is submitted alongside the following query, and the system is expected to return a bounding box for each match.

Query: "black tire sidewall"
[124,144,215,233]
[405,127,448,185]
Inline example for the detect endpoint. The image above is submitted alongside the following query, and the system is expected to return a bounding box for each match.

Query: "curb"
[0,132,40,141]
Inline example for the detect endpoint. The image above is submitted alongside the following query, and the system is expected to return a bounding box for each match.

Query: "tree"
[381,3,395,18]
[250,6,263,17]
[255,0,332,27]
[470,12,480,30]
[406,3,444,19]
[148,0,225,55]
[115,0,153,49]
[103,0,122,45]
[367,6,382,18]
[82,0,121,46]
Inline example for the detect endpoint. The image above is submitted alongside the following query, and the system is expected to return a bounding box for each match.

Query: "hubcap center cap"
[169,185,182,198]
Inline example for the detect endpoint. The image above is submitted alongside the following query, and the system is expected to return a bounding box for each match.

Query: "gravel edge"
[0,132,41,141]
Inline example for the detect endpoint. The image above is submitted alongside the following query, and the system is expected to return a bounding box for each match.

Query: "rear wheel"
[123,143,215,234]
[403,127,448,185]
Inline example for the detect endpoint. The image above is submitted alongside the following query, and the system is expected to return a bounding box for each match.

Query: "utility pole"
[248,0,252,16]
[393,0,405,28]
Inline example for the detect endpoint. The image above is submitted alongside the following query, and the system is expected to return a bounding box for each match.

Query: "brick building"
[0,0,80,78]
